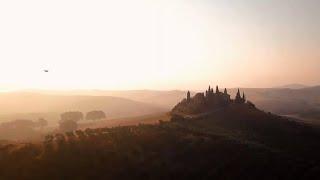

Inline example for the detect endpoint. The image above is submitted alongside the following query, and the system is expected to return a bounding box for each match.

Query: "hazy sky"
[0,0,319,91]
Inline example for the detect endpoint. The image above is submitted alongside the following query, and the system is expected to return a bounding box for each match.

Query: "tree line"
[60,110,106,122]
[59,110,106,132]
[0,110,107,139]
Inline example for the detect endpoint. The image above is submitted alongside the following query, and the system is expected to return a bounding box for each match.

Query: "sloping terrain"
[26,89,188,109]
[228,86,320,115]
[274,83,309,89]
[174,104,320,161]
[0,92,165,124]
[1,104,320,179]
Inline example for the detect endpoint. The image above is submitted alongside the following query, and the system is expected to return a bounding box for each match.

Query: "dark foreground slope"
[179,104,320,161]
[1,105,320,179]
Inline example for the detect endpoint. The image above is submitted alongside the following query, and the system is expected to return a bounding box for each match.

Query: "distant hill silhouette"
[274,83,309,89]
[229,86,320,117]
[0,92,165,125]
[15,85,320,123]
[21,89,188,109]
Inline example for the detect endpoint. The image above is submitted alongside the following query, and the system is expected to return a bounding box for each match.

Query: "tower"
[216,86,220,94]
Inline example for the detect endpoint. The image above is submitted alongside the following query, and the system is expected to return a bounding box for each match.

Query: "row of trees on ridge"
[60,110,106,122]
[59,110,106,132]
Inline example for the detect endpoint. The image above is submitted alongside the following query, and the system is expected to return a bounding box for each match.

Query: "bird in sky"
[44,70,49,72]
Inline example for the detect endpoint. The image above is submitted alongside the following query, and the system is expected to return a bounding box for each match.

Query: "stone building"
[172,85,247,115]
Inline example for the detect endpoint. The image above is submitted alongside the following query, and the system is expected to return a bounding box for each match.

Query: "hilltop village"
[172,86,248,115]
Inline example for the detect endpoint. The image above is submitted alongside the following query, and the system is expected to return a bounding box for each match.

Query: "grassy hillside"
[176,104,320,160]
[1,105,320,179]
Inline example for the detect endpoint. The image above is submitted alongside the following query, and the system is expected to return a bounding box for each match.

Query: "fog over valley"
[1,0,320,179]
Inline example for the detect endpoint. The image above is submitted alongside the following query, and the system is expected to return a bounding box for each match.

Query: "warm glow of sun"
[0,0,319,91]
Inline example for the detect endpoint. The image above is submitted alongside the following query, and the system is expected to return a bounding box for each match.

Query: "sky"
[0,0,319,91]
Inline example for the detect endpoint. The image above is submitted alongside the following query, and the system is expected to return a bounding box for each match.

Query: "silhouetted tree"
[242,92,246,103]
[61,111,83,122]
[59,119,78,132]
[37,118,48,129]
[216,85,220,93]
[187,91,191,102]
[86,110,106,121]
[235,89,243,103]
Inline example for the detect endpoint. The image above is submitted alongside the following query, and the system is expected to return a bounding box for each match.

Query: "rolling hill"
[1,103,320,179]
[23,89,188,109]
[274,83,309,89]
[0,92,166,125]
[14,85,320,123]
[95,87,320,120]
[227,86,320,115]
